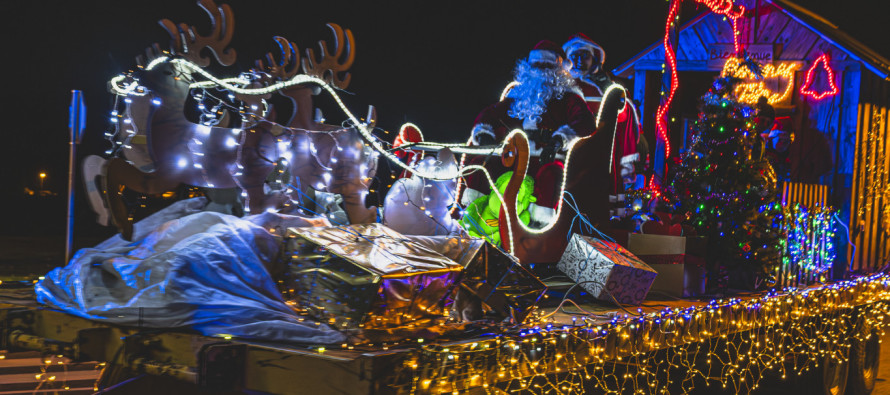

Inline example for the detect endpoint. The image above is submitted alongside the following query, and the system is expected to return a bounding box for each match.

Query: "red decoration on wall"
[799,53,839,100]
[655,0,747,161]
[655,0,682,159]
[392,123,425,179]
[694,0,746,53]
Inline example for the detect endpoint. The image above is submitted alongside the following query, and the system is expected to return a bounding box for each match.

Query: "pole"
[66,90,86,264]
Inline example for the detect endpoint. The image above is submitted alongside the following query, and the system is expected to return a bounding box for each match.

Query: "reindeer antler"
[136,43,166,68]
[158,0,236,67]
[256,37,301,81]
[302,23,354,89]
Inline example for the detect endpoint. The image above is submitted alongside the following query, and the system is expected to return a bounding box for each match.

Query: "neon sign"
[720,57,801,104]
[799,53,839,100]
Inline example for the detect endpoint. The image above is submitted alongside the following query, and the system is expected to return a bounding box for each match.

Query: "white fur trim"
[528,202,557,226]
[579,77,604,96]
[522,117,538,131]
[569,85,585,98]
[563,38,606,65]
[552,125,578,146]
[460,188,485,207]
[528,49,560,67]
[470,124,496,145]
[620,153,640,165]
[620,153,639,176]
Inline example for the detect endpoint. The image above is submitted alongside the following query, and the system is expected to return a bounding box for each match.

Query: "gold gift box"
[408,235,547,324]
[280,224,463,330]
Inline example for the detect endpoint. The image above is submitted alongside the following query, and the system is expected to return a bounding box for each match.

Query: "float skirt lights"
[396,274,890,394]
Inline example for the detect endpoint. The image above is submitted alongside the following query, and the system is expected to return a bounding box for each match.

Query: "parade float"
[1,0,889,394]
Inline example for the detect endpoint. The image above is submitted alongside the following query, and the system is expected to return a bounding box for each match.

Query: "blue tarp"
[36,198,346,344]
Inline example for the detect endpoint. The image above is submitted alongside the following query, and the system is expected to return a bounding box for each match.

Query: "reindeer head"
[133,0,236,101]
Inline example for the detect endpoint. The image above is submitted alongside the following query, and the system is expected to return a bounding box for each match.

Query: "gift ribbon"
[563,192,649,272]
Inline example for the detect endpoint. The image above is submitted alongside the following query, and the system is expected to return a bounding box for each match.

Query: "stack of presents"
[274,211,706,335]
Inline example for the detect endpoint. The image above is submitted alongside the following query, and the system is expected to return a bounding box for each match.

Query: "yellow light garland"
[720,57,801,105]
[395,274,890,394]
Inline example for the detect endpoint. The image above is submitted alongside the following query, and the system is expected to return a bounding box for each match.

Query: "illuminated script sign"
[720,57,801,105]
[707,44,773,69]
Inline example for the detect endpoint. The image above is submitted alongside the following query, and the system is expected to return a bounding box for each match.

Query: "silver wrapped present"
[557,233,657,305]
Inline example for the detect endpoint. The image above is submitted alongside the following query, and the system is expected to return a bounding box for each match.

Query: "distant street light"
[39,172,46,190]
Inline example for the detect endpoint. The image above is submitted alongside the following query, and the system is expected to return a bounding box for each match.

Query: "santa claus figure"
[761,116,794,180]
[463,40,596,224]
[563,33,647,199]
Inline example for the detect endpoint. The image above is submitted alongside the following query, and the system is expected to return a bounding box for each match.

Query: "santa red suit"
[564,33,647,199]
[464,41,596,217]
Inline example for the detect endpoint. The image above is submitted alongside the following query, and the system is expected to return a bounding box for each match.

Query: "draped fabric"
[36,198,345,344]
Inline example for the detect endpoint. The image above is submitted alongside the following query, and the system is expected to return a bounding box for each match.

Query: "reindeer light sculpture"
[102,0,376,240]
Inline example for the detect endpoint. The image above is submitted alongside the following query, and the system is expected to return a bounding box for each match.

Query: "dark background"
[0,0,886,249]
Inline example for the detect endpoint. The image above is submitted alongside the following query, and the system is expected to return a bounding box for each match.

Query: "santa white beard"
[506,59,577,125]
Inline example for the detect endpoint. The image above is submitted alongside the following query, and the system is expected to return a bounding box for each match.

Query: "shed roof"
[613,0,890,80]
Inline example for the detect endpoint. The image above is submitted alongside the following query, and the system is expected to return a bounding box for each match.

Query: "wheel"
[820,350,850,395]
[802,347,850,395]
[847,328,880,395]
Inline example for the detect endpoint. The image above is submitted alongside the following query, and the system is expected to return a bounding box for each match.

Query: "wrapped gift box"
[557,234,657,305]
[626,233,707,298]
[406,235,547,324]
[281,224,463,330]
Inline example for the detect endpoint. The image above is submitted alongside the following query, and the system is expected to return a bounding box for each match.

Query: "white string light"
[110,56,487,181]
[106,56,623,260]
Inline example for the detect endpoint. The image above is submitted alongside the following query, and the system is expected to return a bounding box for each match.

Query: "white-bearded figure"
[563,33,648,202]
[463,40,595,225]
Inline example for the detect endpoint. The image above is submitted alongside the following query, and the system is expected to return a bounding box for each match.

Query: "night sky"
[0,0,886,238]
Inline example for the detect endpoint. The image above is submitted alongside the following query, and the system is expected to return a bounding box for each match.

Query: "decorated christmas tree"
[667,76,784,286]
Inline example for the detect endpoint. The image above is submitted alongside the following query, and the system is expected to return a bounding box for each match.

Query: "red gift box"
[625,213,707,297]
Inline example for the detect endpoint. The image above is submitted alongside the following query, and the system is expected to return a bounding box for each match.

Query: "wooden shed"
[613,0,890,271]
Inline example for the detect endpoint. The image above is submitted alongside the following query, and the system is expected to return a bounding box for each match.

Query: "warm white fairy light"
[504,86,625,237]
[500,81,519,102]
[109,56,476,181]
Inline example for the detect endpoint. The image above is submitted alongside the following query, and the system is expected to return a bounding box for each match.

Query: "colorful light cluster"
[778,204,836,288]
[396,274,890,394]
[720,57,801,104]
[799,53,839,100]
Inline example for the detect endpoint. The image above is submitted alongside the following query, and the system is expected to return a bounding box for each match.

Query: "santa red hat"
[562,33,605,65]
[772,116,792,133]
[528,40,567,68]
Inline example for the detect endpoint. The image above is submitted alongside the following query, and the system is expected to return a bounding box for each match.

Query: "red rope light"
[655,0,682,159]
[799,53,839,100]
[654,0,746,161]
[695,0,745,52]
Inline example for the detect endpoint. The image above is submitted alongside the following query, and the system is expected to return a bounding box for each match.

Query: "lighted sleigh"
[489,86,628,264]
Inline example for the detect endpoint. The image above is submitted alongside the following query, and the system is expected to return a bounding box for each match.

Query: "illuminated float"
[2,1,890,394]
